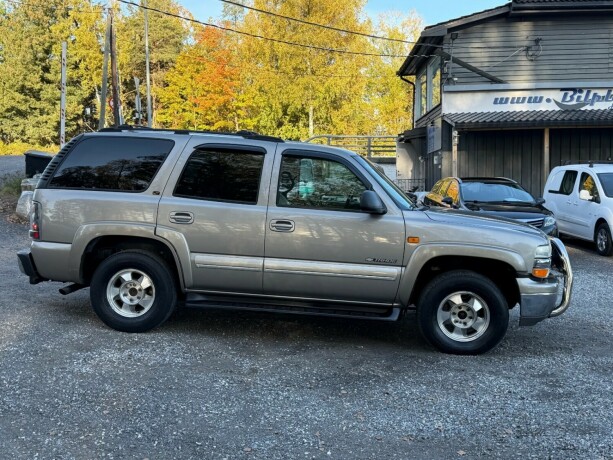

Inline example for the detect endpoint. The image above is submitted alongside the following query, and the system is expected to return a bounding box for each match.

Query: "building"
[396,0,613,196]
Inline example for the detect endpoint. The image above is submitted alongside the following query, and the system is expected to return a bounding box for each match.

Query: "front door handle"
[270,219,295,232]
[169,211,194,224]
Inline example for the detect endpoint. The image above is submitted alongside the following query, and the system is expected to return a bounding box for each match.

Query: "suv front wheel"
[417,270,509,355]
[90,251,178,332]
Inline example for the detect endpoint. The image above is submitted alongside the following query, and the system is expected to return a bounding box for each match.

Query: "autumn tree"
[116,0,189,126]
[364,12,423,135]
[156,25,239,131]
[231,0,374,140]
[0,0,104,146]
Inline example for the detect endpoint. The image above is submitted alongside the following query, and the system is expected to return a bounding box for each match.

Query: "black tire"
[595,222,613,257]
[417,270,509,355]
[90,250,178,332]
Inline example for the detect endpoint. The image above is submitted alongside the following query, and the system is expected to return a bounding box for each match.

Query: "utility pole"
[60,42,67,147]
[134,76,142,125]
[99,10,112,130]
[109,5,122,126]
[143,0,153,127]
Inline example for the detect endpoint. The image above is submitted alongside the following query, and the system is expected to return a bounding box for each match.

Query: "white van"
[543,162,613,256]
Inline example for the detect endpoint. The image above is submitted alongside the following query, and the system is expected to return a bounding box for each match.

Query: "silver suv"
[17,127,573,354]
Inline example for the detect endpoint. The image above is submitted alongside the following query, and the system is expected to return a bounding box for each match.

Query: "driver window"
[277,155,366,211]
[579,172,598,198]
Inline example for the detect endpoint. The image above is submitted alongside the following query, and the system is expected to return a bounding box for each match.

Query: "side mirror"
[579,189,593,201]
[442,196,453,206]
[535,197,545,205]
[360,190,387,215]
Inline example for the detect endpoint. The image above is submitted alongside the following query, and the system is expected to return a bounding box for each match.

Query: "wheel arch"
[79,234,185,292]
[401,255,520,308]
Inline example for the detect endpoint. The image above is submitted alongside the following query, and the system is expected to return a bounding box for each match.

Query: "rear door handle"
[270,219,295,232]
[169,211,194,224]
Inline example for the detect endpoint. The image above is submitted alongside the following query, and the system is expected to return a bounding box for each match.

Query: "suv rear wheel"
[595,222,613,256]
[90,251,177,332]
[417,270,509,355]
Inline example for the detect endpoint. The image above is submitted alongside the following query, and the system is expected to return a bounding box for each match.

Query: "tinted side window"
[50,137,174,191]
[277,155,366,211]
[558,170,577,195]
[175,148,265,204]
[579,172,599,198]
[431,180,442,195]
[446,180,460,204]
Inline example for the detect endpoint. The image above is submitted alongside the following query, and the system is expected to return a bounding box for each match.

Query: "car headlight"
[533,243,552,278]
[535,244,552,259]
[543,216,556,227]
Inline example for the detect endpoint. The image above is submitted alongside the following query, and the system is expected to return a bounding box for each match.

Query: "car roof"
[83,127,358,160]
[554,162,613,173]
[458,177,518,184]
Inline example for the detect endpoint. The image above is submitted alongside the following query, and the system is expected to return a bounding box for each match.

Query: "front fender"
[396,243,526,307]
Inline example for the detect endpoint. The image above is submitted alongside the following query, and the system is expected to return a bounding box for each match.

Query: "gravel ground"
[0,214,611,459]
[0,155,25,179]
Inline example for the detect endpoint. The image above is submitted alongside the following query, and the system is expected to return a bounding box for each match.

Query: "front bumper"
[518,238,573,326]
[17,249,47,284]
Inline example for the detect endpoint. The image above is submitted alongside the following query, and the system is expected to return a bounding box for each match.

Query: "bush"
[0,174,25,197]
[0,142,57,156]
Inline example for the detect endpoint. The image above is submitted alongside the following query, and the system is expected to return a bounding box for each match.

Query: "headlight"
[533,244,552,278]
[543,216,556,227]
[535,244,552,259]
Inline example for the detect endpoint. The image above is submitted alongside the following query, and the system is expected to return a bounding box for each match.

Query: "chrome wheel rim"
[436,291,490,342]
[106,269,155,318]
[597,228,608,252]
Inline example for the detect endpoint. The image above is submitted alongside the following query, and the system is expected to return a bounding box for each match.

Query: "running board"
[182,297,401,321]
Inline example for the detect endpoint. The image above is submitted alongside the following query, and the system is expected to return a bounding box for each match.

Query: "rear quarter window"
[49,137,174,191]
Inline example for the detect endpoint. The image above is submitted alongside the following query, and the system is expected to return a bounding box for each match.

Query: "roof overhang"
[511,0,613,14]
[397,4,511,77]
[444,109,613,130]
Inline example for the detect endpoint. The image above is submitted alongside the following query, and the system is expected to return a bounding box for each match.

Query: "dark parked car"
[423,177,558,236]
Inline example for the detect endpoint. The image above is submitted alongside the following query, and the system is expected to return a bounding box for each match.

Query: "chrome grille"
[523,218,544,228]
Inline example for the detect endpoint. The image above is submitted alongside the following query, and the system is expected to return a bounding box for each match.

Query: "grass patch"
[0,173,25,197]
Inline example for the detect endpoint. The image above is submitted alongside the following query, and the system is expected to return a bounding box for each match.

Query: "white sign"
[443,86,613,114]
[426,118,442,154]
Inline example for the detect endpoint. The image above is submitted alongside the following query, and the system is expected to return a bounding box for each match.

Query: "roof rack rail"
[563,159,613,167]
[97,125,284,142]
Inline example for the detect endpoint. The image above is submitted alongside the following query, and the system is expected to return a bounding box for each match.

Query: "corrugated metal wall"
[457,130,544,196]
[550,128,613,167]
[449,15,613,84]
[454,128,613,197]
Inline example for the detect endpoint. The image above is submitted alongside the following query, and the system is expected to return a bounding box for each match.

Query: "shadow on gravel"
[48,291,432,354]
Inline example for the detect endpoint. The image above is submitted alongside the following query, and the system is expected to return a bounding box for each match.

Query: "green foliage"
[0,173,24,196]
[0,0,423,146]
[0,142,57,156]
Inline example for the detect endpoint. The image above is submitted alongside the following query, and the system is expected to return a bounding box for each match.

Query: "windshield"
[461,181,535,204]
[354,156,415,210]
[598,173,613,198]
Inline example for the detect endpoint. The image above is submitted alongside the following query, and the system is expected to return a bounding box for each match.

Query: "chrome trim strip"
[264,258,399,281]
[549,237,573,317]
[194,254,263,272]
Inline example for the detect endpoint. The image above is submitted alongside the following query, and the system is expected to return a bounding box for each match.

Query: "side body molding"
[396,243,527,306]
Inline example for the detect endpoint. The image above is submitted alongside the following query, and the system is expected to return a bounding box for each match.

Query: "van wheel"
[90,251,177,332]
[417,270,509,355]
[595,223,613,256]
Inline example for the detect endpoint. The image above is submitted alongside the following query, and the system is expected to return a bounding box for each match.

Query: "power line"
[219,0,414,45]
[117,0,433,59]
[217,0,524,51]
